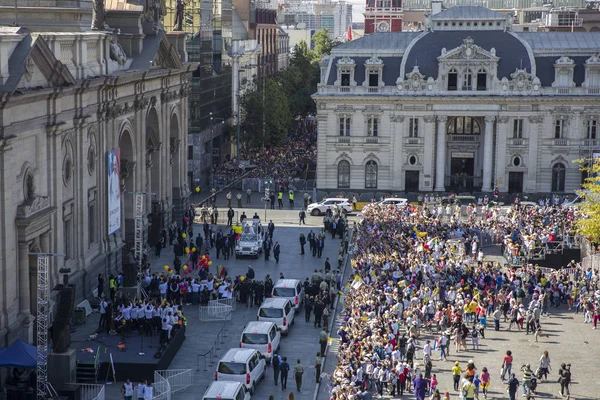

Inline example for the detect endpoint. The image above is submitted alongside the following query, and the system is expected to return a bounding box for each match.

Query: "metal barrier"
[155,369,194,395]
[151,371,171,400]
[199,300,233,321]
[196,314,232,371]
[68,383,105,400]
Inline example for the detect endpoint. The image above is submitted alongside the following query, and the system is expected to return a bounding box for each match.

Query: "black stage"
[72,319,186,383]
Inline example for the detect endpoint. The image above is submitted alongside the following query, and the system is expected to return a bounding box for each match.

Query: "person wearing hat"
[452,361,462,391]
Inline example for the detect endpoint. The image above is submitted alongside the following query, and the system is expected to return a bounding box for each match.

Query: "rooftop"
[432,5,508,20]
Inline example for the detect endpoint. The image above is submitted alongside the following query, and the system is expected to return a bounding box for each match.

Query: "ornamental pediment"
[438,37,499,63]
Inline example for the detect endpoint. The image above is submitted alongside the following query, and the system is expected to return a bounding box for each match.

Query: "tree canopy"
[575,159,600,243]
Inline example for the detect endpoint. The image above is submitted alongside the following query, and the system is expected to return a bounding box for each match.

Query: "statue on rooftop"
[91,0,106,31]
[173,0,185,31]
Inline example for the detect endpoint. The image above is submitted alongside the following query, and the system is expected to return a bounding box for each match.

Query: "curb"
[312,233,353,400]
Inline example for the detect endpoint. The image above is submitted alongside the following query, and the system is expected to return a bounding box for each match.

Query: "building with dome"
[313,5,600,194]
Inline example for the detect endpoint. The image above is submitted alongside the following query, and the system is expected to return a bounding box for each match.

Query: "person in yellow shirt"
[452,361,462,391]
[462,379,476,400]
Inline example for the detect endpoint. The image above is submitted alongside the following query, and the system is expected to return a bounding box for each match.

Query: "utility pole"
[31,252,65,400]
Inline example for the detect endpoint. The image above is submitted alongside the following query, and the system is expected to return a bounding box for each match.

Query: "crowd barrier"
[68,383,105,400]
[154,369,194,396]
[199,299,234,322]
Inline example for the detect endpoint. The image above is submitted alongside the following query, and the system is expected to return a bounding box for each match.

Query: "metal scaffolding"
[32,252,64,400]
[132,192,154,276]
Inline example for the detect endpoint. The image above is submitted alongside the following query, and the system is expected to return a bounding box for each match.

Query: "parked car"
[378,198,408,207]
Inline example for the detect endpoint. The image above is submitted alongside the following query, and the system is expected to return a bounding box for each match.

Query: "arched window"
[448,68,458,91]
[447,117,481,135]
[337,160,350,188]
[365,160,378,189]
[551,163,566,192]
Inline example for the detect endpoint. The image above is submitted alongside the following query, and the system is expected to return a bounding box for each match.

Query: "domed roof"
[401,30,533,81]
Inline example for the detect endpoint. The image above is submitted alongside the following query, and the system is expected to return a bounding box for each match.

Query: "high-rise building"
[280,0,353,40]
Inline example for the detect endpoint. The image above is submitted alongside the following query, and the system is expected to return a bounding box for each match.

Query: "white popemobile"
[235,219,265,258]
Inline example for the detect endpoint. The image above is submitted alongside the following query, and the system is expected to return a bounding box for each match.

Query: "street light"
[236,68,245,160]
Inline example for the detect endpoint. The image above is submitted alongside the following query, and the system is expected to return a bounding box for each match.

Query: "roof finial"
[415,58,418,67]
[520,58,523,69]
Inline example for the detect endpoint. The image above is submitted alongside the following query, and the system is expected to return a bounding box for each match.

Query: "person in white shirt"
[122,378,134,400]
[99,298,108,328]
[423,340,432,362]
[222,285,233,299]
[136,381,146,400]
[191,280,200,305]
[143,382,153,400]
[159,280,168,301]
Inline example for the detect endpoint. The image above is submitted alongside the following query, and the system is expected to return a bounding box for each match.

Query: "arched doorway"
[447,116,481,191]
[119,129,135,241]
[552,163,566,192]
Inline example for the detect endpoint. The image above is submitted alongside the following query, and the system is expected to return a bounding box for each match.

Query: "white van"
[257,298,295,336]
[202,381,250,400]
[240,321,281,364]
[272,279,304,310]
[215,348,266,394]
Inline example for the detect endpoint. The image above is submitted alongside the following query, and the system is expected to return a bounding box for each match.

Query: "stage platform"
[70,312,185,383]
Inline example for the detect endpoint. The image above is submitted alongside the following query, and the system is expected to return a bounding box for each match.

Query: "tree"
[312,29,336,59]
[240,77,292,149]
[575,159,600,243]
[277,40,319,117]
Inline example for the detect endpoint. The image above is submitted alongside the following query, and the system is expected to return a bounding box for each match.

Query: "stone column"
[18,243,30,314]
[434,115,447,192]
[495,116,509,191]
[482,116,496,192]
[422,115,436,191]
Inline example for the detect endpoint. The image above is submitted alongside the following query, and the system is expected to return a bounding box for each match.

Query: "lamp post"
[236,67,245,160]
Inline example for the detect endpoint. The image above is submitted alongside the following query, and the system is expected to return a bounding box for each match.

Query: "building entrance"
[405,170,420,192]
[449,154,475,191]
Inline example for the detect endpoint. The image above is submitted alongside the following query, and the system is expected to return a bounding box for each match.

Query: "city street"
[104,209,346,400]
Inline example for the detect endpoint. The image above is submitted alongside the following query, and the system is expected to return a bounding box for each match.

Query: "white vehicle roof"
[273,279,301,289]
[318,198,349,203]
[242,321,276,334]
[220,348,258,363]
[259,298,291,308]
[203,381,244,398]
[380,198,408,203]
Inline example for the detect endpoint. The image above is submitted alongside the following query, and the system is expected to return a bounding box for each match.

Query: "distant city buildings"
[280,0,353,42]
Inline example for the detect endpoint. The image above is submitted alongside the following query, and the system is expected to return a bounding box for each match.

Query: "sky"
[347,0,367,23]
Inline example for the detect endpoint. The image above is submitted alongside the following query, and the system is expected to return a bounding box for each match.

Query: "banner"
[107,149,121,235]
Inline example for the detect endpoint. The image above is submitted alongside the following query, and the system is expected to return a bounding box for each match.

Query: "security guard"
[277,190,283,208]
[237,192,243,208]
[226,191,232,208]
[289,190,295,209]
[246,188,252,203]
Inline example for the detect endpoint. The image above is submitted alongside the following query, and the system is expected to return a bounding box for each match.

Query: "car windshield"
[259,308,283,318]
[242,333,269,345]
[218,362,247,374]
[273,288,296,297]
[239,234,258,242]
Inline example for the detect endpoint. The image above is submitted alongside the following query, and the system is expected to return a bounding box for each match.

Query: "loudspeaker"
[123,263,137,287]
[54,286,76,326]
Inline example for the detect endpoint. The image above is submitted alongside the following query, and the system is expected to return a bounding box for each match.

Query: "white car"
[306,198,353,216]
[378,198,408,207]
[235,219,265,258]
[215,348,266,395]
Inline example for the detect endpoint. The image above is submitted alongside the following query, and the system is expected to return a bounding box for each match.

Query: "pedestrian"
[480,367,490,399]
[299,209,306,225]
[558,363,571,397]
[143,382,153,400]
[506,373,519,400]
[319,327,328,355]
[227,207,234,226]
[452,361,461,391]
[462,378,476,400]
[226,191,232,208]
[299,233,306,255]
[237,192,242,208]
[99,296,108,328]
[272,353,281,386]
[136,381,146,400]
[413,373,428,400]
[280,356,290,390]
[97,273,104,298]
[278,191,283,208]
[274,241,281,263]
[315,352,322,383]
[304,296,313,322]
[289,190,295,209]
[121,378,134,400]
[501,350,513,381]
[538,350,551,381]
[246,188,252,203]
[294,359,304,392]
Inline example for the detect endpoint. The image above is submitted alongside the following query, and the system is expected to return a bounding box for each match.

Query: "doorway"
[508,172,524,193]
[405,170,420,192]
[450,155,475,191]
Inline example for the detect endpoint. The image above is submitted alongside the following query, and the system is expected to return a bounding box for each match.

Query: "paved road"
[104,210,346,400]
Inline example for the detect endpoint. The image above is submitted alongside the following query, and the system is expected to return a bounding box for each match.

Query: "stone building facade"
[314,6,600,194]
[0,3,193,344]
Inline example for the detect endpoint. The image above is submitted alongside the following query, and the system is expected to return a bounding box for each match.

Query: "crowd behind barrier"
[326,200,596,399]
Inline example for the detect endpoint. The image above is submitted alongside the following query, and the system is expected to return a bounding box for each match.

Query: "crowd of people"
[211,117,317,189]
[327,200,594,400]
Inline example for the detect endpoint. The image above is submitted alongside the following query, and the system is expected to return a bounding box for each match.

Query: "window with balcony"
[368,71,379,87]
[513,119,524,138]
[476,68,487,91]
[339,116,351,136]
[448,69,458,91]
[365,160,378,189]
[551,163,566,192]
[555,119,565,139]
[337,160,350,188]
[587,120,597,139]
[367,117,379,137]
[409,118,419,137]
[341,72,350,87]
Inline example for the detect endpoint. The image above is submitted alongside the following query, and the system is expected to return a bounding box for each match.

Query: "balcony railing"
[339,86,350,93]
[507,138,528,146]
[367,87,379,93]
[403,137,423,146]
[580,139,600,148]
[448,135,480,143]
[365,137,379,144]
[552,138,569,146]
[338,137,351,144]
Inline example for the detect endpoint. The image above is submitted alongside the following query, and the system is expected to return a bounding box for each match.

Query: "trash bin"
[73,307,86,325]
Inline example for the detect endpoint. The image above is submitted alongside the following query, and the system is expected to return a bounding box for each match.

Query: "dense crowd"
[211,118,317,188]
[327,201,594,400]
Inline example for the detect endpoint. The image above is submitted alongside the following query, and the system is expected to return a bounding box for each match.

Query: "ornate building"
[364,0,403,34]
[314,6,600,194]
[0,1,193,344]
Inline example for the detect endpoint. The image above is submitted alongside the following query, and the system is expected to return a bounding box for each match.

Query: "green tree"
[312,29,336,59]
[240,77,292,148]
[277,40,319,117]
[575,159,600,243]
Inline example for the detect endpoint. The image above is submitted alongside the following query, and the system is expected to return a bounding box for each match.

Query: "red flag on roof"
[347,26,352,41]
